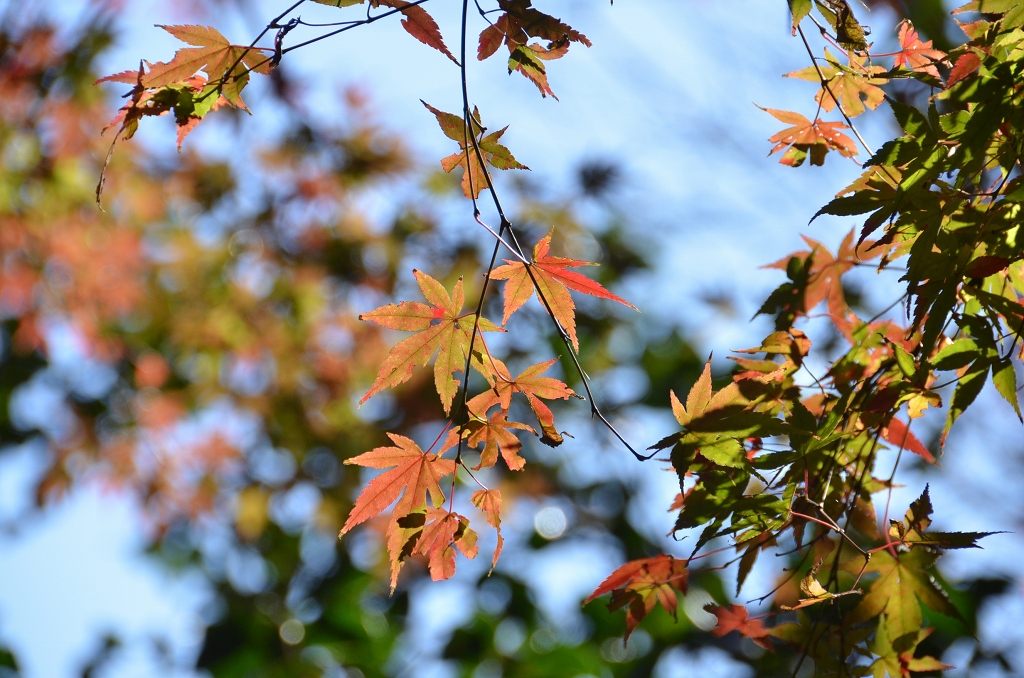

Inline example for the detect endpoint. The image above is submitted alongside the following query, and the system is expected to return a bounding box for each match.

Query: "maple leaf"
[100,74,229,150]
[508,43,560,99]
[785,49,886,118]
[422,102,528,198]
[845,548,959,641]
[490,230,638,351]
[707,604,774,651]
[470,356,576,446]
[881,417,934,463]
[143,25,272,101]
[445,407,534,470]
[894,20,947,79]
[490,0,591,50]
[339,433,456,534]
[762,107,858,167]
[762,232,882,339]
[584,555,688,640]
[887,485,996,550]
[359,270,498,414]
[868,621,953,678]
[476,2,585,96]
[412,507,479,581]
[373,0,458,64]
[383,506,478,589]
[471,489,503,571]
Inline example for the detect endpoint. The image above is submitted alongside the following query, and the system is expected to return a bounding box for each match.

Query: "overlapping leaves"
[422,102,528,198]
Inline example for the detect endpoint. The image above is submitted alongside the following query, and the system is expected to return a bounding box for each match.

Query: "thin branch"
[797,25,876,158]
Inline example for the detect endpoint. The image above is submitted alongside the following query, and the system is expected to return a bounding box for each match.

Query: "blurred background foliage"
[0,1,1019,677]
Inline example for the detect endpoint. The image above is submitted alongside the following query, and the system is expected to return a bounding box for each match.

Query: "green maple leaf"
[846,548,959,640]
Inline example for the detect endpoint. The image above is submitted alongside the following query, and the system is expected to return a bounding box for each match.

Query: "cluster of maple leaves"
[762,7,948,167]
[96,0,588,201]
[342,230,636,588]
[90,0,1024,673]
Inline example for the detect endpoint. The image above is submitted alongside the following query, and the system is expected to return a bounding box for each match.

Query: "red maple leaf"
[763,231,882,339]
[894,20,946,79]
[490,230,637,351]
[584,555,689,640]
[762,108,858,167]
[707,603,774,651]
[882,417,935,464]
[946,50,982,89]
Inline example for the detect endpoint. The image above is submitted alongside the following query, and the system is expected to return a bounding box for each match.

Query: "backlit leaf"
[360,270,494,414]
[340,433,456,534]
[490,230,638,351]
[761,107,858,167]
[894,20,947,79]
[785,49,886,118]
[471,489,503,571]
[423,102,528,198]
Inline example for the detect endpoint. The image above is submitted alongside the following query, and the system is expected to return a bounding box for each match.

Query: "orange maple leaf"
[470,356,576,447]
[707,604,774,651]
[339,433,456,534]
[383,505,479,590]
[490,230,637,351]
[785,49,886,118]
[444,408,534,470]
[762,108,859,167]
[143,25,272,103]
[894,20,946,79]
[411,507,479,581]
[359,269,499,414]
[471,489,503,571]
[762,231,881,338]
[584,555,689,640]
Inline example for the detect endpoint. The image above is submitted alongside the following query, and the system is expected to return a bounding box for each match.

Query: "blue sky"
[3,1,1024,676]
